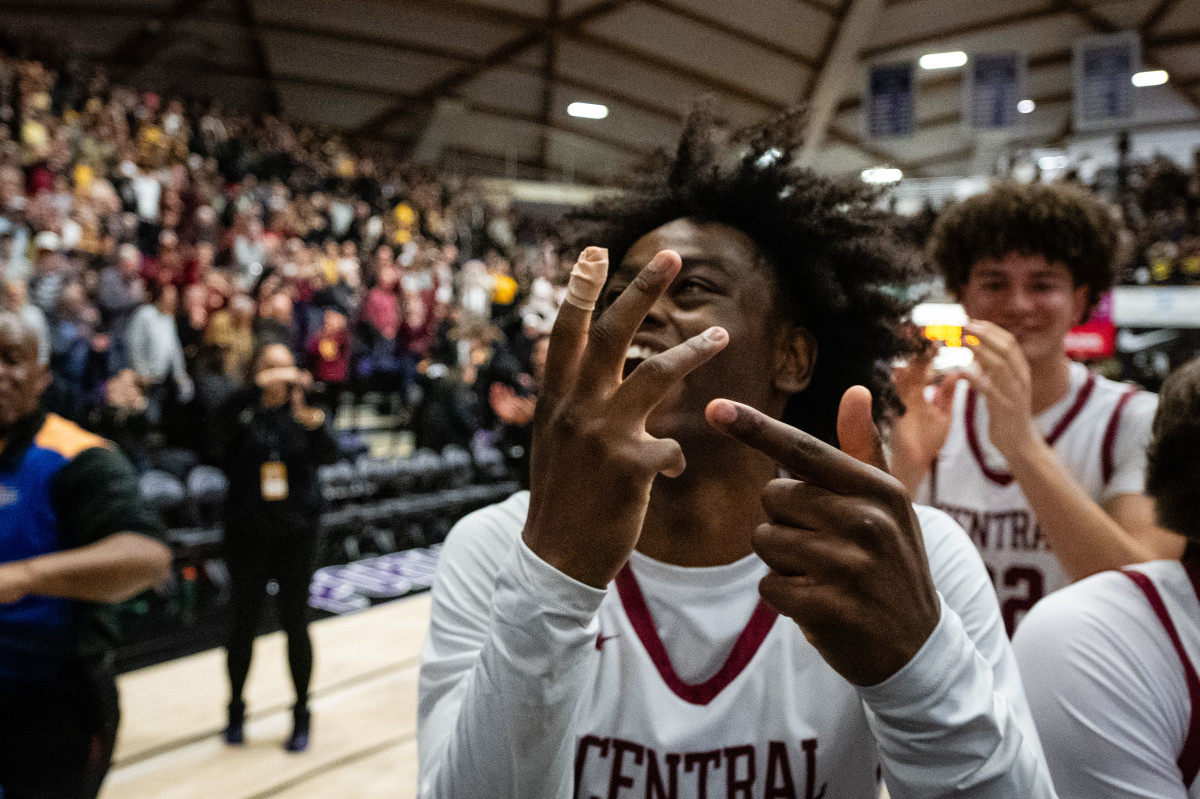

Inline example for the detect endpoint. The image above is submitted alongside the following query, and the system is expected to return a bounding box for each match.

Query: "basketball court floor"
[101,593,430,799]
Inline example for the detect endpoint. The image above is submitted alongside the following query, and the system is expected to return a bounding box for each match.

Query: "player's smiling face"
[959,252,1089,366]
[603,218,807,443]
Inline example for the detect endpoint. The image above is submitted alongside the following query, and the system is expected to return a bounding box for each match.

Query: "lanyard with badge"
[259,412,289,502]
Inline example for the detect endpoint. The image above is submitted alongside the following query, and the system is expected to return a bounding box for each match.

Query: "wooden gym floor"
[101,593,430,799]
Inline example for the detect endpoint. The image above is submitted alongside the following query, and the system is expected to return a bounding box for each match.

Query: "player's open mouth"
[623,343,662,377]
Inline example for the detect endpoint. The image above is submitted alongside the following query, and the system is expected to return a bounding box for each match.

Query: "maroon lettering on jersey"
[800,738,827,799]
[765,740,797,799]
[576,735,610,799]
[608,738,645,799]
[645,748,680,799]
[936,504,1046,554]
[574,737,823,798]
[723,745,755,798]
[684,750,722,799]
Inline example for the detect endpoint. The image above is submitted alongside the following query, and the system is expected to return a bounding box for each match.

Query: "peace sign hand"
[523,247,729,588]
[707,387,941,686]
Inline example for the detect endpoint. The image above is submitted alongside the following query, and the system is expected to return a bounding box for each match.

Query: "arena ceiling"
[4,0,1200,183]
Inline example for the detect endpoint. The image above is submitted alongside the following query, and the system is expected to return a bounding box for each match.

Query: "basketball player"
[892,182,1184,633]
[418,110,1054,798]
[1012,356,1200,798]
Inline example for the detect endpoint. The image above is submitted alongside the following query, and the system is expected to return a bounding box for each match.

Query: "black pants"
[0,663,120,799]
[223,532,318,714]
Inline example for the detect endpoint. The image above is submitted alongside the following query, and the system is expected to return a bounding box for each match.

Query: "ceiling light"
[861,167,903,184]
[1131,70,1168,87]
[1017,99,1036,114]
[567,102,608,119]
[1038,155,1069,171]
[919,51,968,70]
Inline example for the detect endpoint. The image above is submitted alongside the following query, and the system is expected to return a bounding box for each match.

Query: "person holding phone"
[417,108,1054,798]
[209,343,338,752]
[892,182,1184,633]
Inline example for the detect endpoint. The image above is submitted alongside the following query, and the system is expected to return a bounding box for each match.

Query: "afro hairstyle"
[569,103,923,447]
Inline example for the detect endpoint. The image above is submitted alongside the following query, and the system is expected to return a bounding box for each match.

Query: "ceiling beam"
[470,102,653,158]
[373,0,540,29]
[105,0,212,74]
[563,30,783,112]
[861,5,1069,61]
[826,125,924,173]
[539,0,560,170]
[639,0,818,70]
[1140,0,1183,34]
[786,0,842,17]
[254,20,489,66]
[807,2,849,98]
[798,0,887,165]
[353,0,632,136]
[238,0,279,115]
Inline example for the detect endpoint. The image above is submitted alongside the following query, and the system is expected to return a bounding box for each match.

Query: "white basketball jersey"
[921,361,1155,633]
[573,555,878,799]
[1123,559,1200,797]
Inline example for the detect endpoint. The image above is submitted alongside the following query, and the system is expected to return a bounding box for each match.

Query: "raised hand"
[889,350,961,494]
[706,387,941,686]
[523,247,729,588]
[963,320,1038,457]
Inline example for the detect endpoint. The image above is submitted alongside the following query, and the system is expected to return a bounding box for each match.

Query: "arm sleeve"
[417,497,607,799]
[855,506,1055,798]
[1102,390,1157,502]
[53,446,165,548]
[1012,572,1189,799]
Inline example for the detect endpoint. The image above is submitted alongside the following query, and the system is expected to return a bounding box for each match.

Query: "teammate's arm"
[966,320,1182,581]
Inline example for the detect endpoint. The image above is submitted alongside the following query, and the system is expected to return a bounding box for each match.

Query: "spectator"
[305,309,350,422]
[2,278,49,365]
[208,343,338,753]
[205,292,255,381]
[96,243,146,345]
[125,283,192,424]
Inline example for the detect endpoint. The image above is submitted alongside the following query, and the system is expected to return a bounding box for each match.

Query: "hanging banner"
[965,52,1024,130]
[1073,31,1139,130]
[867,62,915,139]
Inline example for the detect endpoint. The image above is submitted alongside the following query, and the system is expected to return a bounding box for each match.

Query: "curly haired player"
[418,108,1054,798]
[892,182,1183,633]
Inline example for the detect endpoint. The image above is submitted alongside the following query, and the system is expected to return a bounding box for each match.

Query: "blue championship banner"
[1073,31,1139,130]
[867,62,915,139]
[966,52,1024,130]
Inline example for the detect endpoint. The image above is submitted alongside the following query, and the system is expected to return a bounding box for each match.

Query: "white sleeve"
[1102,390,1157,501]
[417,496,607,799]
[1012,571,1189,799]
[856,506,1055,799]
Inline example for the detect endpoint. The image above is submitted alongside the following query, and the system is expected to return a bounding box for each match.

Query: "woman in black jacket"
[209,343,338,752]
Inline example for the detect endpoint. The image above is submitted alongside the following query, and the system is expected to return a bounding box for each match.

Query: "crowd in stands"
[3,37,1199,482]
[0,42,564,477]
[1112,151,1200,286]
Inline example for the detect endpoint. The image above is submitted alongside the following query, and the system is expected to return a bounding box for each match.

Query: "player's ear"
[773,325,816,395]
